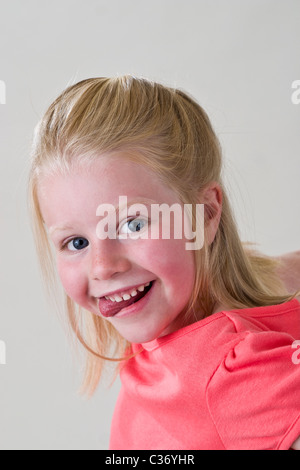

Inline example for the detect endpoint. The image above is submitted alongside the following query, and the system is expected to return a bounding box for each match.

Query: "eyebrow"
[48,197,158,236]
[49,225,74,236]
[118,197,157,212]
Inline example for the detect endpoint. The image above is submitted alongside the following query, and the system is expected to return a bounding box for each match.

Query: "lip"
[98,280,156,319]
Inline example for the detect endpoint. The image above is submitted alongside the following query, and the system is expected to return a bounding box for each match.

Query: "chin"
[114,326,164,345]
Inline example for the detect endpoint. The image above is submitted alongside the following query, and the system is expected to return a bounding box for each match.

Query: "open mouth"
[98,281,154,318]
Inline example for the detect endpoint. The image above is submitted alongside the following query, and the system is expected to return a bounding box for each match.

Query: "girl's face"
[38,154,196,344]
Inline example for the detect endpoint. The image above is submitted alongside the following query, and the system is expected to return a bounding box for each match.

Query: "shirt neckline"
[140,298,300,352]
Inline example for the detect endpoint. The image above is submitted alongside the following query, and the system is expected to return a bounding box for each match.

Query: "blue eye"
[67,237,89,251]
[128,219,146,232]
[120,218,147,235]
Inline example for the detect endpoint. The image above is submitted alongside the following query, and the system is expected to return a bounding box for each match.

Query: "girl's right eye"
[64,237,89,252]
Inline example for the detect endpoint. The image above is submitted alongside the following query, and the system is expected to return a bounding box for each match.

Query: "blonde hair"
[28,76,298,395]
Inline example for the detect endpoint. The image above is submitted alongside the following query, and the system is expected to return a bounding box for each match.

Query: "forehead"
[37,153,180,225]
[39,154,176,199]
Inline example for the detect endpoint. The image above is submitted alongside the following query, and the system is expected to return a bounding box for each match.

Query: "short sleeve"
[206,331,300,450]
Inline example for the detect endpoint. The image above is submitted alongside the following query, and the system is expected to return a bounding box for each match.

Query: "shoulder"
[206,320,300,449]
[221,298,300,339]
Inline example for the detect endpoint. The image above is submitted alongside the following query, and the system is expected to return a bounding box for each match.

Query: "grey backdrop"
[0,0,299,450]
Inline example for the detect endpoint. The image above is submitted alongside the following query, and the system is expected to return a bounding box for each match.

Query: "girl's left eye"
[65,237,89,251]
[120,218,148,235]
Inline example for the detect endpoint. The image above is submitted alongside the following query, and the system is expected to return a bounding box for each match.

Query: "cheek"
[56,258,88,305]
[139,238,195,292]
[166,243,195,296]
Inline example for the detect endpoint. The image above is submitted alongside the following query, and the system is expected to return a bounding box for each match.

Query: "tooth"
[130,289,138,297]
[104,282,152,303]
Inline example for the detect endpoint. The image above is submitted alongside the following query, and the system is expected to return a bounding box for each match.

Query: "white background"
[0,0,299,450]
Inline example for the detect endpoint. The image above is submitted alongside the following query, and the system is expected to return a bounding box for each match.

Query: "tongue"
[99,286,150,317]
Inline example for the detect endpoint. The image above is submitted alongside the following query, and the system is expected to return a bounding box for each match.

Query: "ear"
[199,182,223,245]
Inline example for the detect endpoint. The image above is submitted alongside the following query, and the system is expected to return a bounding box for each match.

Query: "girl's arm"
[276,251,300,295]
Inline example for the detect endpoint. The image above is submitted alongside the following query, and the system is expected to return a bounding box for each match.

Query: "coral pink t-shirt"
[110,299,300,450]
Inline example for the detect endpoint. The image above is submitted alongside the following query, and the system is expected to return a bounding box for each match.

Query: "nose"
[89,239,131,281]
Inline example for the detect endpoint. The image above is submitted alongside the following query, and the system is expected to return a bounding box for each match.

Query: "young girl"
[28,76,300,450]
